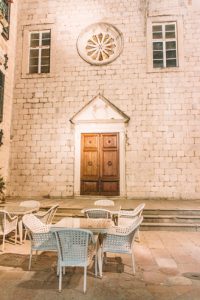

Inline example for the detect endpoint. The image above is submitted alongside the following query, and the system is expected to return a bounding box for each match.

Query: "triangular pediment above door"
[70,94,130,124]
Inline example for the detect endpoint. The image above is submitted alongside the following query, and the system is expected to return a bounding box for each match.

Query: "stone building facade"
[2,0,200,199]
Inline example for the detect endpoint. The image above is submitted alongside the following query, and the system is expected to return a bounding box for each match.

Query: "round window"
[77,23,123,66]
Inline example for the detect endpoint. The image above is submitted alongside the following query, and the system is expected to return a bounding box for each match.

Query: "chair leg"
[103,252,107,264]
[15,229,17,245]
[29,249,33,270]
[95,254,97,277]
[131,252,135,275]
[135,229,140,242]
[59,265,62,292]
[57,260,59,276]
[2,234,5,252]
[24,229,27,241]
[83,266,87,293]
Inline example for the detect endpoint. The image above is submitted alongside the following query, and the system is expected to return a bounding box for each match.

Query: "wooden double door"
[81,133,119,196]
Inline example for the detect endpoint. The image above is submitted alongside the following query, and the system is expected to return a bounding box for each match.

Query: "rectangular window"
[152,22,177,68]
[1,0,10,40]
[29,30,51,74]
[0,71,5,122]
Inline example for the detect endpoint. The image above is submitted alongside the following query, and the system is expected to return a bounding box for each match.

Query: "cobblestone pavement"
[0,231,200,300]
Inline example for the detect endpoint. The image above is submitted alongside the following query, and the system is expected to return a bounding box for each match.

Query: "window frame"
[147,16,184,73]
[29,30,51,74]
[152,22,177,68]
[21,23,55,78]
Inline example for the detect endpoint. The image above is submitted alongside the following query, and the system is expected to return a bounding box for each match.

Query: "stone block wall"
[8,0,200,199]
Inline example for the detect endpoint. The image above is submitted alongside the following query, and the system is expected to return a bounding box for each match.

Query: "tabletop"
[1,205,38,215]
[52,217,113,233]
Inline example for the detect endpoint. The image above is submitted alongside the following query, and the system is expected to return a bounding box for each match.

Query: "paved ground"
[0,231,200,300]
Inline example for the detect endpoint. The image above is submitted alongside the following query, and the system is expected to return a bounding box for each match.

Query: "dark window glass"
[153,51,163,60]
[153,25,162,32]
[165,24,176,39]
[41,57,50,65]
[0,71,5,122]
[41,48,50,56]
[29,49,39,73]
[29,66,39,74]
[166,50,176,59]
[42,32,51,46]
[165,24,175,31]
[41,66,50,73]
[153,60,164,68]
[166,41,176,50]
[166,59,177,67]
[165,31,175,39]
[153,42,163,51]
[152,25,162,39]
[30,33,40,47]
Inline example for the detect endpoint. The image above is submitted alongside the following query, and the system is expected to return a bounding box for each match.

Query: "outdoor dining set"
[0,199,145,293]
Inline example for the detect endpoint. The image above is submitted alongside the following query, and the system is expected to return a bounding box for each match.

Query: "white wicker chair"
[84,208,112,219]
[20,201,41,241]
[0,210,18,251]
[54,228,97,293]
[94,199,115,206]
[118,203,145,241]
[102,216,143,275]
[35,204,59,224]
[22,214,57,270]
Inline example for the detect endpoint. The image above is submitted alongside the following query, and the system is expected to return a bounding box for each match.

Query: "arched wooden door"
[81,133,119,195]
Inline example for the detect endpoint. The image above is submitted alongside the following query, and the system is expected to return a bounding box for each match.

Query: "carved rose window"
[77,23,123,65]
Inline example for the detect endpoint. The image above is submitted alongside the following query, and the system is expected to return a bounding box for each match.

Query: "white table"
[52,217,113,277]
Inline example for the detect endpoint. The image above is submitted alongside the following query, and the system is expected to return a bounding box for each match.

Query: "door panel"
[81,133,119,195]
[81,181,99,194]
[101,150,118,177]
[82,151,99,177]
[101,181,119,195]
[102,134,118,148]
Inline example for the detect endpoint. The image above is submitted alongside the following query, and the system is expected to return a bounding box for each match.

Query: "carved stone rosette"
[77,22,123,66]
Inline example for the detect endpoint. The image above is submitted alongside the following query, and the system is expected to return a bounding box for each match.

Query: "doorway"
[80,133,119,195]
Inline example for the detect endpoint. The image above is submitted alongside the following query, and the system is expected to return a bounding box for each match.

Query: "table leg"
[18,219,23,244]
[96,238,103,278]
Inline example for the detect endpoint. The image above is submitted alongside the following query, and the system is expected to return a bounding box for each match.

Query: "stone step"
[141,222,200,232]
[143,209,200,216]
[144,209,200,216]
[42,207,200,231]
[143,214,200,223]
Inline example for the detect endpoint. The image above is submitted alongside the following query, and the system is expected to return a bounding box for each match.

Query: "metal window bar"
[0,0,8,19]
[0,0,10,40]
[0,71,5,123]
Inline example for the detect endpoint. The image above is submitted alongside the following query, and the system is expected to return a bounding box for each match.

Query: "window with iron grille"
[0,71,5,122]
[152,22,178,68]
[29,30,51,74]
[1,0,10,40]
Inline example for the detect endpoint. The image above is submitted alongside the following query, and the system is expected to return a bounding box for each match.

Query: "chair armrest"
[106,226,131,236]
[118,210,139,217]
[35,211,47,217]
[6,212,18,222]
